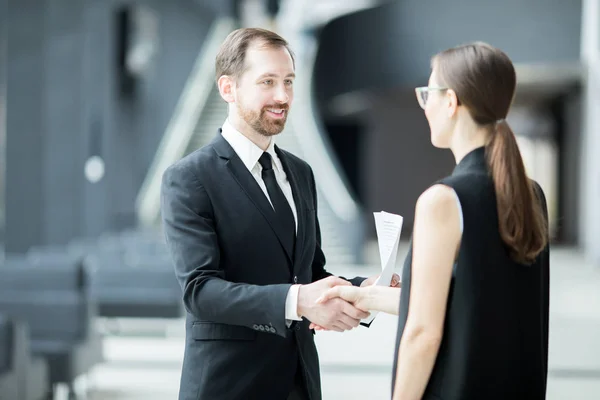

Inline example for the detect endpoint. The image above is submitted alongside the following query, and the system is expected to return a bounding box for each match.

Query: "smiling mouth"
[265,108,286,118]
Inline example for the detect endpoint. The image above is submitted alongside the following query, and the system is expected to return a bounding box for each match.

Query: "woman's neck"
[449,119,491,164]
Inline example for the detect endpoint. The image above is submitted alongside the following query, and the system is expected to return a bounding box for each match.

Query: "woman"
[315,42,550,399]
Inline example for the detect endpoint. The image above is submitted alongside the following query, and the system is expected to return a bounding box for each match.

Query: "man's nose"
[273,85,289,103]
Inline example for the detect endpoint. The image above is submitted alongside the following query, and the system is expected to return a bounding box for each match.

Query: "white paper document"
[361,211,403,326]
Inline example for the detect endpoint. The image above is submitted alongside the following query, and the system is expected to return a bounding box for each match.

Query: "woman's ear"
[446,89,459,118]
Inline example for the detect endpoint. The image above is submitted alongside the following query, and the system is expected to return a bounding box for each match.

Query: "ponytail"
[485,120,548,265]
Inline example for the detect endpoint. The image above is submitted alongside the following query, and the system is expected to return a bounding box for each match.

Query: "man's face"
[232,42,295,137]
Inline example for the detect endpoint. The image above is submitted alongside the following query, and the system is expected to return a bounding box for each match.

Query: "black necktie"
[258,152,296,254]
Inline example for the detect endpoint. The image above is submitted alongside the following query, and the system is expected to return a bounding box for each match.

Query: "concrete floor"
[67,245,599,399]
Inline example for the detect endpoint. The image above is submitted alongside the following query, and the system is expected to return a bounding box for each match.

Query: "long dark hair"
[433,42,548,264]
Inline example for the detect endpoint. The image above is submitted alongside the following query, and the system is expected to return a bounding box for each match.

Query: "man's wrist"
[285,284,302,321]
[296,284,304,318]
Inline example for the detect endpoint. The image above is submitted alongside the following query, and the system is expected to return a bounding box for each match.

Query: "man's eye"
[263,80,273,85]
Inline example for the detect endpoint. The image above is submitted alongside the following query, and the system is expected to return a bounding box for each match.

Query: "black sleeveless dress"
[392,147,550,400]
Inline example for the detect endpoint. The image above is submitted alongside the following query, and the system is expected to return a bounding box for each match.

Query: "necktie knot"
[258,152,273,171]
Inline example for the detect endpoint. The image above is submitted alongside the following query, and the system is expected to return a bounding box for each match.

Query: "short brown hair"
[433,42,548,265]
[215,28,295,83]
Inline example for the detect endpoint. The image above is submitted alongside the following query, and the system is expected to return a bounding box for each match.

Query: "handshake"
[297,274,401,332]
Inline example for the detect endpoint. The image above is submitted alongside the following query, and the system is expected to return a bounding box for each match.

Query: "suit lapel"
[276,146,306,270]
[212,132,294,264]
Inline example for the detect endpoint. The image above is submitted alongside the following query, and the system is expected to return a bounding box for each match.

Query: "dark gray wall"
[6,0,55,253]
[0,0,6,243]
[361,89,455,238]
[315,0,582,103]
[4,0,215,253]
[193,0,232,16]
[558,89,582,244]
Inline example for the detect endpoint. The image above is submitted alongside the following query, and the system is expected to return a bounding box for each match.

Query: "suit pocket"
[191,322,256,341]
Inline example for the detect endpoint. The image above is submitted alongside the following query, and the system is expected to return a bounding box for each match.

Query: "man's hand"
[297,276,370,332]
[309,273,401,331]
[360,273,401,288]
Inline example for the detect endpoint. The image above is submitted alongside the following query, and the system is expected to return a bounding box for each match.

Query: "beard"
[237,102,289,137]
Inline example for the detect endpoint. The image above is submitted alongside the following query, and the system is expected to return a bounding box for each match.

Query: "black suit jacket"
[161,131,364,400]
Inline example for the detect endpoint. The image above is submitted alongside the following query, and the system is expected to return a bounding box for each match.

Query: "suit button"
[295,324,300,331]
[293,276,298,283]
[259,325,265,331]
[253,324,259,330]
[270,327,276,333]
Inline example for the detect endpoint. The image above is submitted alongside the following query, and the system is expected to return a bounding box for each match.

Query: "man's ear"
[446,89,459,118]
[217,75,236,103]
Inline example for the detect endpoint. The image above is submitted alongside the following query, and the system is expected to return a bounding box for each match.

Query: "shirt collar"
[221,119,280,172]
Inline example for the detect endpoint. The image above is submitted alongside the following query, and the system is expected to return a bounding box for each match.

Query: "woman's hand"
[360,273,401,288]
[317,286,370,310]
[309,274,401,331]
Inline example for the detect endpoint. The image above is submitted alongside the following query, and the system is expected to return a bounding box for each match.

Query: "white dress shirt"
[221,120,302,324]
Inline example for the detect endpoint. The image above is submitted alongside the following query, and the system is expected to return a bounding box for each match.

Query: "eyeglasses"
[415,86,449,109]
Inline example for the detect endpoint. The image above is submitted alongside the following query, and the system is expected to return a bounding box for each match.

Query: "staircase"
[184,86,227,153]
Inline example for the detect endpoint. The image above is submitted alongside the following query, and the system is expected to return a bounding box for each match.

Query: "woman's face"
[423,69,456,149]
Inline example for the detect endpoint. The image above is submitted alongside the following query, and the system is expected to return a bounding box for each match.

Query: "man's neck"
[228,116,271,151]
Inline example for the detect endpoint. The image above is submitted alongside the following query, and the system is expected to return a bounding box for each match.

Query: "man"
[161,28,381,400]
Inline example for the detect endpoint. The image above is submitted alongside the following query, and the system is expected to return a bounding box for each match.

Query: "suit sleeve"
[308,167,366,287]
[161,163,292,338]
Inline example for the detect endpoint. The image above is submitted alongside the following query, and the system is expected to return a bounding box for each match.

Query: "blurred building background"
[0,0,598,399]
